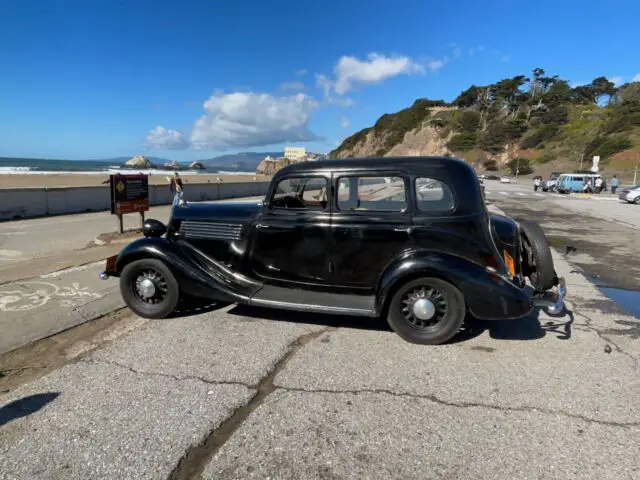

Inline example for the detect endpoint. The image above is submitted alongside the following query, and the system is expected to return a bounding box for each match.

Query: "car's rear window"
[415,177,455,213]
[336,176,406,212]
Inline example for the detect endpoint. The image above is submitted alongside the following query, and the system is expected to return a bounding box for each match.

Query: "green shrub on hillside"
[508,157,533,175]
[479,122,508,154]
[447,132,478,152]
[456,110,481,132]
[520,124,560,149]
[483,159,498,171]
[584,135,633,160]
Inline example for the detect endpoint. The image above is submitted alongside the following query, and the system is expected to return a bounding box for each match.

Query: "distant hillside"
[200,151,282,171]
[330,70,640,179]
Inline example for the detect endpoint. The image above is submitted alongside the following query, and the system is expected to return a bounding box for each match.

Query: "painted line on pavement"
[40,261,105,279]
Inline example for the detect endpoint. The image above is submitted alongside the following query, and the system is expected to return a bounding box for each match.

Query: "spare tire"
[519,219,556,291]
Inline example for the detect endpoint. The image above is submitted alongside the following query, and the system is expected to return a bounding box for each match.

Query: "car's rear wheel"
[387,277,466,345]
[120,258,179,319]
[634,196,640,205]
[519,219,556,291]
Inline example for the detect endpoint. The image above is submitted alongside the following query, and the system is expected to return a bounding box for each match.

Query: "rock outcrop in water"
[124,155,153,168]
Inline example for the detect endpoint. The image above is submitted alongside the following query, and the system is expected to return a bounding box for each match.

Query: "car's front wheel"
[387,277,466,345]
[120,258,180,319]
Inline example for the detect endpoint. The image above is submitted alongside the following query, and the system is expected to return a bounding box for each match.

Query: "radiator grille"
[179,221,243,241]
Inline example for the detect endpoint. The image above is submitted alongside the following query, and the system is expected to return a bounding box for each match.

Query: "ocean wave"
[0,166,33,172]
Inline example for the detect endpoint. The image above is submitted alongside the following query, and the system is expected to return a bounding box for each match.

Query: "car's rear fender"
[376,251,533,320]
[112,236,261,303]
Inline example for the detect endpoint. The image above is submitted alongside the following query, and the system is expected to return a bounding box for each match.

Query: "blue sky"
[0,0,638,161]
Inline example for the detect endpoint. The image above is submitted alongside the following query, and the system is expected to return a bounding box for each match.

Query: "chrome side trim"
[249,297,375,317]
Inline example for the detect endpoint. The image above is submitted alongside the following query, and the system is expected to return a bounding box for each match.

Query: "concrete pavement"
[1,204,639,479]
[0,261,123,355]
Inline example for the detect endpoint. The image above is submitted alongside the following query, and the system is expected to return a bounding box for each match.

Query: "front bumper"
[99,254,118,280]
[531,277,567,314]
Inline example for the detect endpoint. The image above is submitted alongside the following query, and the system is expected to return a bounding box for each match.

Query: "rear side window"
[415,177,454,213]
[337,176,407,212]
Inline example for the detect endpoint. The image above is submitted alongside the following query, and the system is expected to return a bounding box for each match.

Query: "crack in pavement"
[573,311,640,370]
[166,326,335,480]
[272,386,640,429]
[80,358,254,390]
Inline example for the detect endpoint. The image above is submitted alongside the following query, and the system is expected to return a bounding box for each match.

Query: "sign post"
[109,174,149,233]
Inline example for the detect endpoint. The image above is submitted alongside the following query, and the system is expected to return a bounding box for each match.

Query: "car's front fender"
[376,251,533,320]
[112,236,259,303]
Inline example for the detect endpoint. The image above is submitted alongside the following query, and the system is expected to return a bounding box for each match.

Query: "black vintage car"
[100,156,566,345]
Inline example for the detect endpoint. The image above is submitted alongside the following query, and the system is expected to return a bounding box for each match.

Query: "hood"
[169,200,262,224]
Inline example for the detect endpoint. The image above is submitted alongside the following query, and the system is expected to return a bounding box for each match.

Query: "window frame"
[413,176,456,215]
[334,174,410,214]
[269,175,329,212]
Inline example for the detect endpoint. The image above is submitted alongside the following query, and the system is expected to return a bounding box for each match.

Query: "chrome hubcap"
[401,286,448,328]
[412,298,436,320]
[134,269,168,304]
[137,278,156,299]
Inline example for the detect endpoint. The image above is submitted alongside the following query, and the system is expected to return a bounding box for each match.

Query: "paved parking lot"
[1,203,638,480]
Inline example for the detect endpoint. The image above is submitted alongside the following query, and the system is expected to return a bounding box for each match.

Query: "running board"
[250,285,376,317]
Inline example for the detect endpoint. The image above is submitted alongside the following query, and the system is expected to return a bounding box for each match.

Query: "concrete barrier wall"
[0,181,270,221]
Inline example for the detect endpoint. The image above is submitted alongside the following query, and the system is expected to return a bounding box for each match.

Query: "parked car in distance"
[541,172,562,192]
[485,174,500,181]
[100,156,566,346]
[556,173,603,193]
[619,184,640,204]
[500,176,511,183]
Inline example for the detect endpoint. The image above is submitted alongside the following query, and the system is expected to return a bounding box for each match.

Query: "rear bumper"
[531,277,566,314]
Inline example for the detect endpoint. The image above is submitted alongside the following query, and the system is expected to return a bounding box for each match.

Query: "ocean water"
[0,157,253,176]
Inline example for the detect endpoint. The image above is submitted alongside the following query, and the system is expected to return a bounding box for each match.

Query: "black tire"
[519,219,556,291]
[120,258,180,319]
[634,197,640,205]
[387,277,466,345]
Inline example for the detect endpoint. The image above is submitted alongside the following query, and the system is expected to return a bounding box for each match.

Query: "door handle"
[394,227,413,233]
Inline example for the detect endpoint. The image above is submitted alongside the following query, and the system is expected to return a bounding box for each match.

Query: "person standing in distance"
[170,172,183,207]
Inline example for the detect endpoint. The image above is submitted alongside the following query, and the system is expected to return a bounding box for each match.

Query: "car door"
[330,173,413,289]
[249,174,332,285]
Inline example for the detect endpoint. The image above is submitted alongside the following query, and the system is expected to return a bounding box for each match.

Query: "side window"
[337,176,406,212]
[271,177,327,210]
[415,177,454,213]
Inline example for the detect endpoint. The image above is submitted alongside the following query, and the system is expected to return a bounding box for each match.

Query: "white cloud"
[189,91,322,149]
[315,73,333,97]
[146,126,189,150]
[453,47,461,58]
[339,116,350,128]
[332,53,424,95]
[609,76,624,86]
[427,59,446,71]
[632,73,640,83]
[295,69,308,76]
[280,81,305,90]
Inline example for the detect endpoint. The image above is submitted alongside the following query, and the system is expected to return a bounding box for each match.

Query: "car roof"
[275,155,475,177]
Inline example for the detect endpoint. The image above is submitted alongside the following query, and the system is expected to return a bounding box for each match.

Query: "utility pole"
[634,162,638,186]
[515,157,521,181]
[579,152,584,171]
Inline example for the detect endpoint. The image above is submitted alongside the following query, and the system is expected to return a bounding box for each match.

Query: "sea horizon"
[0,157,254,176]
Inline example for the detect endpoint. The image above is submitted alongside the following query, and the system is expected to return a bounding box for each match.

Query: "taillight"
[503,250,516,277]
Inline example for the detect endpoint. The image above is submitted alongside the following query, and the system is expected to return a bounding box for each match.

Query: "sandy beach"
[0,173,272,189]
